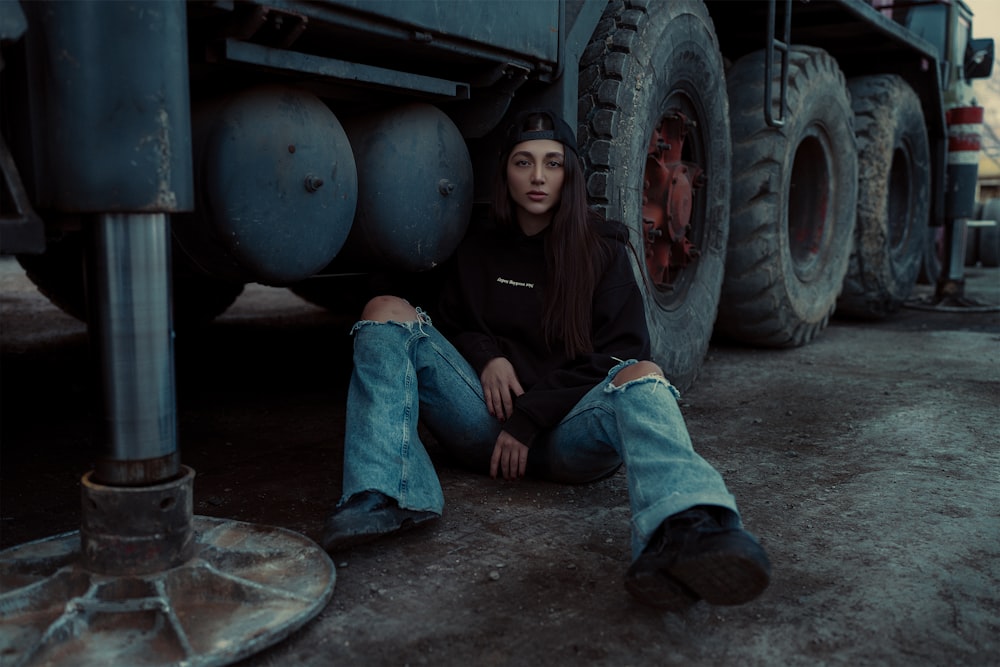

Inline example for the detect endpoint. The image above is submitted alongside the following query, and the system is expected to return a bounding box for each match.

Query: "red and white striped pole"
[940,105,983,291]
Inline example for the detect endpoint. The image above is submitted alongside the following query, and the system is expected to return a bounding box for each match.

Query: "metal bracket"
[218,38,470,101]
[764,0,792,128]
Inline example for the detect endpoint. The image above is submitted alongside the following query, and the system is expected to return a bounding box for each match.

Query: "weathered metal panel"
[310,0,561,62]
[22,1,193,213]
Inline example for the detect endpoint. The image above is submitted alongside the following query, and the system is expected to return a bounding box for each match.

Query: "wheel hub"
[642,113,704,289]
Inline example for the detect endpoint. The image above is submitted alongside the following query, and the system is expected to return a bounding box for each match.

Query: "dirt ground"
[1,256,998,666]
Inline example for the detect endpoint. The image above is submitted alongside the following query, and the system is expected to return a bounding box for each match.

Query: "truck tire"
[17,232,244,330]
[578,0,729,391]
[718,47,857,346]
[837,75,929,318]
[979,199,1000,268]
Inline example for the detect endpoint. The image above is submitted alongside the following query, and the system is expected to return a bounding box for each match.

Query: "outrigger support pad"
[0,210,335,666]
[0,508,336,667]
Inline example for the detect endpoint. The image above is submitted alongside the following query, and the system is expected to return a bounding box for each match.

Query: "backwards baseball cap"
[501,109,578,157]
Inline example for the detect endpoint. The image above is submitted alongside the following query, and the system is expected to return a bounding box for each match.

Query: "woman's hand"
[490,430,529,480]
[480,357,524,421]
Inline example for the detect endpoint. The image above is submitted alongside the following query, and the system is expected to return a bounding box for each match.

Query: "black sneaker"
[321,490,439,553]
[625,506,771,611]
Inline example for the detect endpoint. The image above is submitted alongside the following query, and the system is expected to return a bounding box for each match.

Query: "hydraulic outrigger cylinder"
[938,105,983,301]
[910,103,997,313]
[919,104,1000,313]
[0,4,334,665]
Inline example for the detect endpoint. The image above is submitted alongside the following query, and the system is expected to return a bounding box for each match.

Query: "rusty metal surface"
[80,467,196,576]
[0,516,335,667]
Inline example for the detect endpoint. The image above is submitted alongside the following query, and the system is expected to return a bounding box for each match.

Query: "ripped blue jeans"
[340,310,738,558]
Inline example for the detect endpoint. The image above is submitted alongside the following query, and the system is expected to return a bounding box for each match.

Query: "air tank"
[341,103,473,272]
[174,85,358,285]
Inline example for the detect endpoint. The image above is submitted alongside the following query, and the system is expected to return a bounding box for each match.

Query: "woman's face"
[506,139,565,233]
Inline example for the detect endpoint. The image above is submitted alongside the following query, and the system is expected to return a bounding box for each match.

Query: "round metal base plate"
[0,516,335,667]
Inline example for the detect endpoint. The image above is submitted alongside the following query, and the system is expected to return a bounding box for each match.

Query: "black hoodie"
[436,219,651,446]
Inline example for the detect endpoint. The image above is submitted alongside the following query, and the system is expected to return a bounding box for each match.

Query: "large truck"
[0,3,995,662]
[1,0,994,395]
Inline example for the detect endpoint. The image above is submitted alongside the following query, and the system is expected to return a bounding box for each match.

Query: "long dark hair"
[492,112,609,358]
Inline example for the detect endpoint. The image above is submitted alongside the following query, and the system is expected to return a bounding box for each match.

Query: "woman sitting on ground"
[322,109,771,611]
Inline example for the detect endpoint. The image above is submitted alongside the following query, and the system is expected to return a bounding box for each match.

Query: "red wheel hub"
[642,113,704,288]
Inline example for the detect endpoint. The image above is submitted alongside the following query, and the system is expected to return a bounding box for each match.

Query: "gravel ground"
[2,257,998,666]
